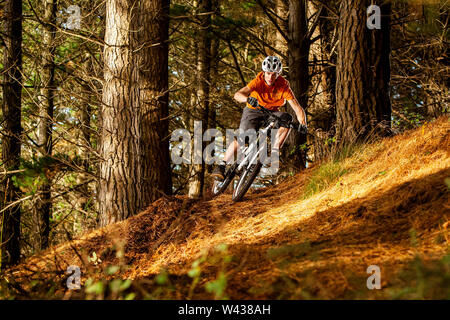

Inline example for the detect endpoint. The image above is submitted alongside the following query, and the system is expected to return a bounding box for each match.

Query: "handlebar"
[255,103,307,134]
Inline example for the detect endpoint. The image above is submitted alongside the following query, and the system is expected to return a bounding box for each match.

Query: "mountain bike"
[212,105,307,202]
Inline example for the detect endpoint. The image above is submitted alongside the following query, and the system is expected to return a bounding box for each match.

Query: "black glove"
[247,97,259,108]
[298,123,307,135]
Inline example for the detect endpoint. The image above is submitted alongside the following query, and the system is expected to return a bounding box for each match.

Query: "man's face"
[264,71,279,86]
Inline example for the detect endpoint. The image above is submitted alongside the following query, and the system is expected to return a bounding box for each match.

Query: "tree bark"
[188,0,212,198]
[1,0,23,269]
[99,0,172,226]
[285,0,310,169]
[98,0,142,227]
[34,0,57,250]
[136,0,172,205]
[75,57,94,231]
[275,0,289,56]
[308,1,336,161]
[207,18,220,172]
[335,0,391,148]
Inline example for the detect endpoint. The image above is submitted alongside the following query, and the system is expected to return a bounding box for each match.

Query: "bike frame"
[212,105,299,198]
[235,107,293,172]
[236,121,292,172]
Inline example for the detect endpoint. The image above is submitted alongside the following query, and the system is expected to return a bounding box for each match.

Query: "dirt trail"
[3,116,449,299]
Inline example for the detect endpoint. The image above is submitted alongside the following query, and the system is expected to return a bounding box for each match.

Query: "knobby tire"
[232,162,262,202]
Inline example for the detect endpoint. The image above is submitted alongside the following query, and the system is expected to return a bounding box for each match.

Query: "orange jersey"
[246,72,294,111]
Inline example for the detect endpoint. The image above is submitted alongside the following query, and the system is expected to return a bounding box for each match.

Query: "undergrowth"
[301,141,383,199]
[387,252,450,299]
[0,242,233,300]
[301,144,361,199]
[302,161,349,199]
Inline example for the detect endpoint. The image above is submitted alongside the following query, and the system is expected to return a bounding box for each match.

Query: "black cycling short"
[239,106,293,132]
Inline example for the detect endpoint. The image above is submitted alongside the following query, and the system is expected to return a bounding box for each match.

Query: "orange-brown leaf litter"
[3,116,450,299]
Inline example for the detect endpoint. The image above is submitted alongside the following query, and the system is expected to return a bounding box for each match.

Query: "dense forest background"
[0,0,448,271]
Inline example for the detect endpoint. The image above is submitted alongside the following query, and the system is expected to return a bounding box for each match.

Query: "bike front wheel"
[232,162,262,202]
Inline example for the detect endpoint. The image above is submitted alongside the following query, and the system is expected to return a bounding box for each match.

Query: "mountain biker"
[212,55,307,181]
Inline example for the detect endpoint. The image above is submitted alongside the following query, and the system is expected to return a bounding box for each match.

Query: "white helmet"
[262,56,282,73]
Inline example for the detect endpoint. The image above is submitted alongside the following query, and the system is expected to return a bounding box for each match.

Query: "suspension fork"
[237,123,276,171]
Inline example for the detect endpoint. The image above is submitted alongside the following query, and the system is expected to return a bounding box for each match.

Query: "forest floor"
[1,116,449,300]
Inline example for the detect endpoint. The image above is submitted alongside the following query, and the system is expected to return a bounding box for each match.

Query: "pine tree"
[98,0,142,226]
[1,0,23,269]
[335,0,392,147]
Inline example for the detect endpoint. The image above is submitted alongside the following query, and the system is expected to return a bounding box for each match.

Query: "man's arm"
[234,86,252,103]
[287,98,307,126]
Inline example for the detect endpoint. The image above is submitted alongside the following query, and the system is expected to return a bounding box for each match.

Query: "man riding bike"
[212,55,307,181]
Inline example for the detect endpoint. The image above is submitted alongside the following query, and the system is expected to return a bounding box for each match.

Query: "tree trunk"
[335,0,391,148]
[308,1,336,162]
[136,0,172,205]
[275,0,289,56]
[34,0,57,250]
[188,0,211,198]
[75,57,94,231]
[99,0,172,226]
[207,23,220,171]
[1,0,23,269]
[285,0,309,169]
[98,0,142,227]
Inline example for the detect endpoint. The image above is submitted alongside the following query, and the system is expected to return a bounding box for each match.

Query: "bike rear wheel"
[232,162,262,202]
[212,164,237,196]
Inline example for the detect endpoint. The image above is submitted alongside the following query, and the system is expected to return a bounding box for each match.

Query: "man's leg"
[212,139,239,180]
[273,127,289,150]
[212,107,262,180]
[224,139,239,163]
[269,112,293,169]
[272,111,293,151]
[266,127,288,171]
